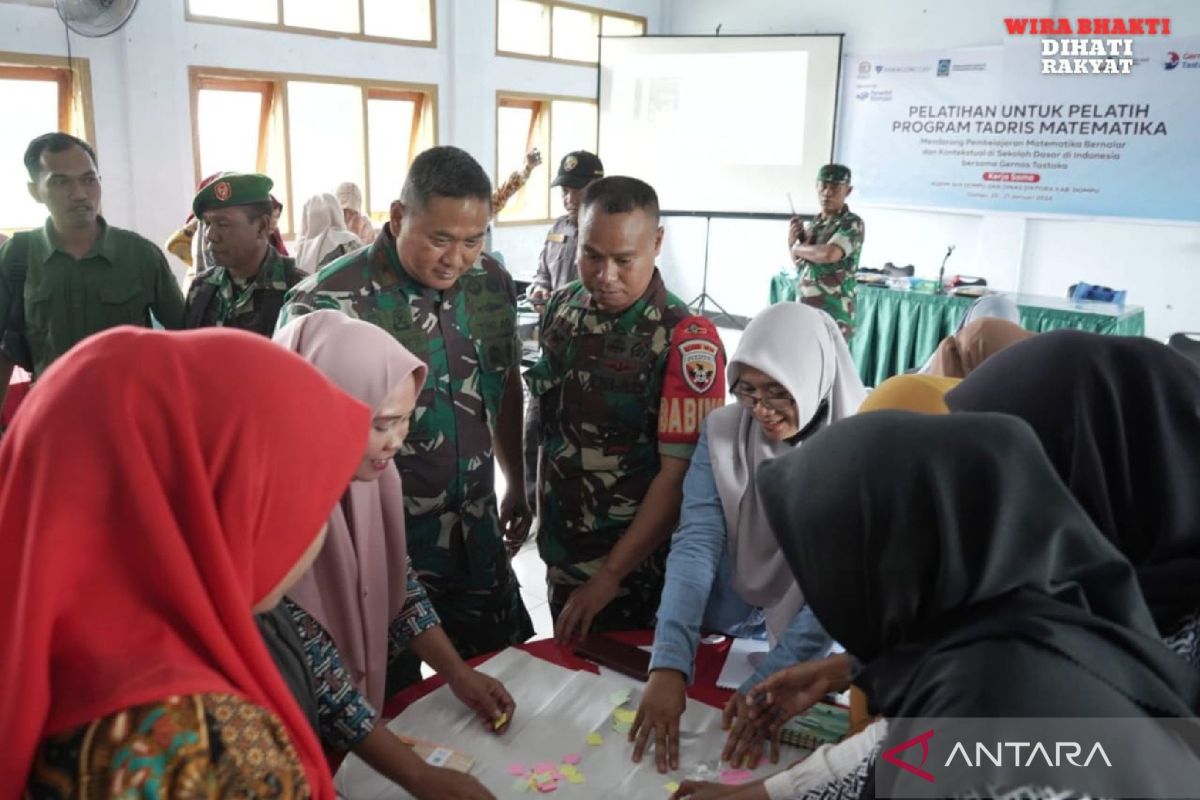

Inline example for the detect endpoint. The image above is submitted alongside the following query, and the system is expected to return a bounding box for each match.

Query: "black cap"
[551,151,604,189]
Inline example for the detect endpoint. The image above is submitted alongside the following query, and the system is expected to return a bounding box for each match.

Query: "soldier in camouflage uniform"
[527,176,726,642]
[788,163,865,339]
[278,147,533,681]
[185,173,305,336]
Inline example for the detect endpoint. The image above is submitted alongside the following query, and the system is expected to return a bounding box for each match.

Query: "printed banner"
[838,33,1200,221]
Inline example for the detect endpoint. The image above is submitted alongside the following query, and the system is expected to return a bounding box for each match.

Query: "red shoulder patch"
[658,314,726,445]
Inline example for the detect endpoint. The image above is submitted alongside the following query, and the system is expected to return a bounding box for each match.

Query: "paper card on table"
[507,763,529,776]
[586,731,604,746]
[612,707,636,724]
[715,637,771,690]
[609,689,632,706]
[561,753,582,765]
[425,747,453,768]
[719,768,755,785]
[567,773,585,784]
[533,762,557,774]
[664,781,681,794]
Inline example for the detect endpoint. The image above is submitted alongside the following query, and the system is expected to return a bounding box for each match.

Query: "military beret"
[816,164,852,184]
[551,151,605,189]
[193,172,275,217]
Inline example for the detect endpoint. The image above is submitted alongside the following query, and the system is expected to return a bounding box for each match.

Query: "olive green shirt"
[0,217,186,376]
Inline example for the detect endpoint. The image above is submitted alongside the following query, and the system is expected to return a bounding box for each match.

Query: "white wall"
[0,0,662,282]
[655,0,1200,340]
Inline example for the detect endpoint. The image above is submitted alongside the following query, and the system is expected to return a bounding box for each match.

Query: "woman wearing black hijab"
[753,411,1200,799]
[946,330,1200,660]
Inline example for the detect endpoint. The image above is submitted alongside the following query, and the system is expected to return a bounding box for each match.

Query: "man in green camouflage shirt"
[788,163,865,339]
[526,176,726,643]
[185,173,305,336]
[278,147,533,677]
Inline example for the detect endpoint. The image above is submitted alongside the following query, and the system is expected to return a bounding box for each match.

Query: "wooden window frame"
[495,0,645,66]
[189,66,438,236]
[0,52,96,149]
[494,90,595,227]
[184,0,437,49]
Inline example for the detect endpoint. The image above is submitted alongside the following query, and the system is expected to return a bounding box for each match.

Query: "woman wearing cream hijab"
[633,304,866,774]
[293,193,364,273]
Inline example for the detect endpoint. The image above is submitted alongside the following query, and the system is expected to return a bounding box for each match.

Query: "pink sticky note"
[561,753,582,765]
[536,779,559,794]
[533,762,558,774]
[507,763,529,776]
[719,769,754,785]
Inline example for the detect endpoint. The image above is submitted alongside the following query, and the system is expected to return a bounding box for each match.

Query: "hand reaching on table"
[720,692,777,769]
[745,653,853,739]
[447,666,516,733]
[553,570,620,645]
[631,669,687,772]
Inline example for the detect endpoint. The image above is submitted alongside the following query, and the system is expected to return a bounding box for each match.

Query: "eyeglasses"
[731,384,794,413]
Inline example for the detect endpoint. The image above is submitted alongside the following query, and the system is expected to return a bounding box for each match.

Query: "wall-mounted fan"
[54,0,140,38]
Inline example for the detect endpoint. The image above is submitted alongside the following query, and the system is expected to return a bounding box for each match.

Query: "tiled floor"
[512,539,554,641]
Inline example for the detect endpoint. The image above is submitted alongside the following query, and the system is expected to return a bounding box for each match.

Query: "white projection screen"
[599,35,842,215]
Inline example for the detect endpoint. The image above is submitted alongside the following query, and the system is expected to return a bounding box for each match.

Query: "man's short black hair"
[24,132,98,180]
[580,176,660,224]
[399,146,492,214]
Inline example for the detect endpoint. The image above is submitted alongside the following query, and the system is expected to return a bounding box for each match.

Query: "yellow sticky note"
[664,781,680,794]
[612,708,636,724]
[567,774,585,784]
[493,712,508,730]
[586,732,604,746]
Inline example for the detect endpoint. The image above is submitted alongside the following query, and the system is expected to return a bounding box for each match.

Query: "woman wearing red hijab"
[0,326,370,798]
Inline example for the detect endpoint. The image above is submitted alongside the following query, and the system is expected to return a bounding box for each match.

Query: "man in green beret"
[787,163,865,339]
[185,172,305,337]
[0,132,185,414]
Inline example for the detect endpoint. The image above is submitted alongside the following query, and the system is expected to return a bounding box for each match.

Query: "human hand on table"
[672,779,770,800]
[410,764,497,800]
[631,669,687,772]
[446,666,515,733]
[553,570,620,644]
[721,692,777,769]
[746,653,852,739]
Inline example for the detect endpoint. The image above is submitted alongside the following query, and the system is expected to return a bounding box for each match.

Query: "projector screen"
[599,35,842,216]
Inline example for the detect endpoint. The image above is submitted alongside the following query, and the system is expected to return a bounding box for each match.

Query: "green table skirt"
[768,274,1146,387]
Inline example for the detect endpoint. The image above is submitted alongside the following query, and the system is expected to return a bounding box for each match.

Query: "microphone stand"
[936,245,955,295]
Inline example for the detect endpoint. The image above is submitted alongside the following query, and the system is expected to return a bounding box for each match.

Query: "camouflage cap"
[817,164,852,184]
[551,151,604,189]
[193,172,275,217]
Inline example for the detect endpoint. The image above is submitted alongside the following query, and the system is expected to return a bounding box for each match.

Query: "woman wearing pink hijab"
[272,310,513,800]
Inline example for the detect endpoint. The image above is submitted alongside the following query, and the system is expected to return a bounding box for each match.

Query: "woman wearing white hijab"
[294,193,364,273]
[631,304,866,774]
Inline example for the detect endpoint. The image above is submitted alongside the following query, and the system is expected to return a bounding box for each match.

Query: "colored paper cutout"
[562,753,582,765]
[586,731,604,746]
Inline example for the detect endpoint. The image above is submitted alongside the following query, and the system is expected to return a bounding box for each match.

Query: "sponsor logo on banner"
[875,64,884,73]
[856,91,869,100]
[858,60,872,76]
[1165,51,1181,69]
[937,59,951,76]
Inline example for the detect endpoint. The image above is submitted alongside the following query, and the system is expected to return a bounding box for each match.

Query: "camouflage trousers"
[387,569,534,694]
[546,561,665,632]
